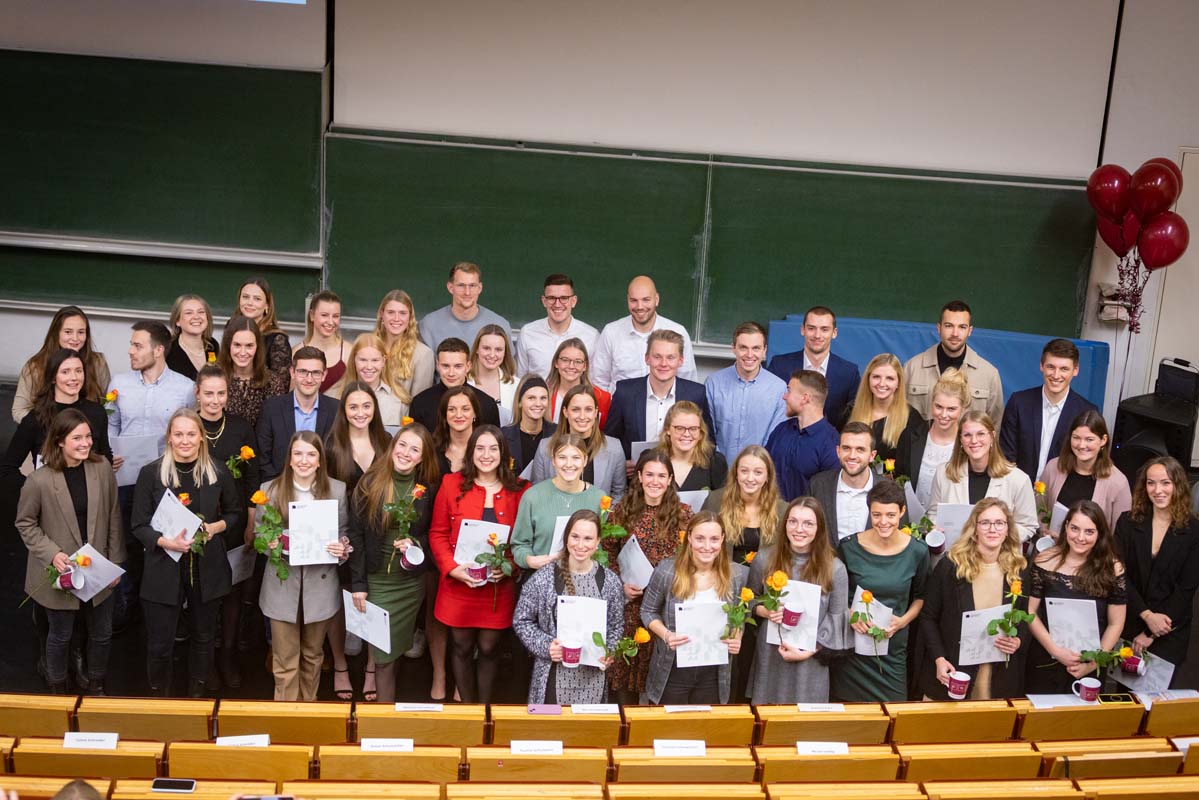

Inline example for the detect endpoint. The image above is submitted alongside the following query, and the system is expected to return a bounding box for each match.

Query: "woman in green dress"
[832,480,930,702]
[348,422,440,703]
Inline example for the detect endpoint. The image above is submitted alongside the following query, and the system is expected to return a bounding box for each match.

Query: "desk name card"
[63,732,118,750]
[361,738,414,752]
[653,739,706,757]
[571,703,620,715]
[510,740,564,755]
[663,705,712,713]
[215,734,270,747]
[394,702,444,712]
[796,703,845,713]
[796,741,850,755]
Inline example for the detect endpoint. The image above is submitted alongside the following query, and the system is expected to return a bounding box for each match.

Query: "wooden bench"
[886,701,1017,743]
[317,743,462,782]
[0,694,77,737]
[754,744,899,782]
[110,779,276,799]
[754,703,890,745]
[1073,775,1199,798]
[215,700,350,744]
[921,779,1083,799]
[11,736,163,779]
[489,704,622,746]
[607,786,765,799]
[1,736,12,773]
[622,706,755,746]
[356,703,487,746]
[465,745,608,783]
[1143,697,1199,738]
[1035,737,1182,779]
[76,697,213,742]
[445,784,603,799]
[282,780,443,799]
[611,746,756,782]
[1010,699,1145,741]
[896,742,1041,782]
[166,741,313,782]
[765,782,927,799]
[0,776,110,800]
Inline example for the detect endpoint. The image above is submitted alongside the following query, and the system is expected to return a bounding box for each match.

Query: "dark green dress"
[832,533,930,702]
[365,473,427,664]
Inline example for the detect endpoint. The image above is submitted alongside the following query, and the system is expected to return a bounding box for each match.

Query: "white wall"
[0,0,327,70]
[334,0,1116,177]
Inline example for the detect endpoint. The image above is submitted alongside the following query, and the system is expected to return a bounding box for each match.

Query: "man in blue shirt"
[257,346,337,481]
[705,321,787,460]
[765,369,840,501]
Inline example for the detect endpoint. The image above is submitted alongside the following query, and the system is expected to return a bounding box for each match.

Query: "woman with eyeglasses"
[918,498,1028,700]
[529,385,626,501]
[545,338,611,429]
[657,401,727,493]
[165,294,219,381]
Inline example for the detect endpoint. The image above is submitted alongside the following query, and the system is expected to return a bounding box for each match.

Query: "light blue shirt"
[704,364,787,460]
[293,392,320,433]
[106,367,195,439]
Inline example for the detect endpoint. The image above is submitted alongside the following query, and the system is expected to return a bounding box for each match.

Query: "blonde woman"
[374,290,435,407]
[468,324,519,425]
[927,411,1038,542]
[896,367,970,510]
[296,290,352,393]
[165,294,219,381]
[918,498,1028,700]
[130,409,244,696]
[334,333,404,426]
[848,353,919,463]
[657,400,727,493]
[702,445,784,564]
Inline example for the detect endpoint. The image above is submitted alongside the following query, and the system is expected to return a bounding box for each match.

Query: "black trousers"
[659,664,720,705]
[45,595,114,685]
[142,576,220,694]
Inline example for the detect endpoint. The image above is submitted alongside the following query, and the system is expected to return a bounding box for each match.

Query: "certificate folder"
[885,700,1017,743]
[622,705,755,745]
[754,703,890,745]
[489,704,622,746]
[216,699,350,744]
[76,697,213,742]
[166,741,314,781]
[316,743,462,782]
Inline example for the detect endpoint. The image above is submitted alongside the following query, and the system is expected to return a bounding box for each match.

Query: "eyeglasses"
[557,357,586,368]
[543,295,575,306]
[786,519,819,530]
[976,519,1008,530]
[671,425,701,436]
[294,368,325,379]
[452,283,481,292]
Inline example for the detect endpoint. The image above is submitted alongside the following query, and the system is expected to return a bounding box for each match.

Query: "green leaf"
[592,631,606,648]
[986,620,1000,636]
[501,562,513,576]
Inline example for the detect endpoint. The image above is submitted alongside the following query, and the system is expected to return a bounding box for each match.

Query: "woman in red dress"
[428,424,529,702]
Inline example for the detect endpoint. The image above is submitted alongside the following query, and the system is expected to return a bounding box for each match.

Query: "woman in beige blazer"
[16,408,124,694]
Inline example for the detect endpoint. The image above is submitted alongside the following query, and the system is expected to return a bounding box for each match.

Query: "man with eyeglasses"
[808,422,878,546]
[257,346,337,481]
[419,262,513,352]
[514,273,599,379]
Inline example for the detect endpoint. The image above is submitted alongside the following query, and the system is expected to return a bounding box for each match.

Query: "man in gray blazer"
[808,421,877,548]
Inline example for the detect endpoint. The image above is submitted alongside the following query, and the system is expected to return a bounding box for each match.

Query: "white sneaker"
[404,628,427,659]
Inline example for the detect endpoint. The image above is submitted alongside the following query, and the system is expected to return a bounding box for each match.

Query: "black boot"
[71,646,90,692]
[47,680,69,695]
[219,647,241,690]
[149,684,171,698]
[85,678,106,696]
[188,678,208,698]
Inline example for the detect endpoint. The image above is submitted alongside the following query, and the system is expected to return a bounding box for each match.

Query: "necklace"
[203,415,226,444]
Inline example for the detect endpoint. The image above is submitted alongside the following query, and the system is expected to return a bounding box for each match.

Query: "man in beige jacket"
[904,300,1003,423]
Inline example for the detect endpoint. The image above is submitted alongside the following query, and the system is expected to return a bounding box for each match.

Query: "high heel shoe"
[362,668,377,703]
[333,667,353,701]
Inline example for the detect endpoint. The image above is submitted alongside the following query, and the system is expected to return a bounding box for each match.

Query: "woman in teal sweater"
[512,434,605,570]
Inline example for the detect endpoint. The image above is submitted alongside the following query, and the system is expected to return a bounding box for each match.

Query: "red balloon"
[1087,164,1131,222]
[1138,211,1189,270]
[1097,212,1140,257]
[1130,162,1180,222]
[1144,157,1183,194]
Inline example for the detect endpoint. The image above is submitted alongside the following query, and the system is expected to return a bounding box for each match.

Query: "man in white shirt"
[514,273,599,378]
[590,275,698,391]
[807,421,877,545]
[419,262,513,351]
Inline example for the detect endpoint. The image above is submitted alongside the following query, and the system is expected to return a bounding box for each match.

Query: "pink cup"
[57,569,84,591]
[400,544,425,570]
[560,640,582,668]
[781,606,803,629]
[1121,656,1148,676]
[467,564,489,582]
[925,530,946,555]
[1072,676,1102,702]
[280,532,290,556]
[947,670,971,700]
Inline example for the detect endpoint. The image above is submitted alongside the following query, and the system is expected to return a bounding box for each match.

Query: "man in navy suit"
[257,346,338,481]
[766,306,860,428]
[605,329,711,475]
[999,338,1099,482]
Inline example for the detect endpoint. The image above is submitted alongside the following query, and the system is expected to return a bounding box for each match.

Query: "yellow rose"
[105,390,118,403]
[861,590,874,604]
[401,416,414,426]
[600,495,613,511]
[744,550,756,564]
[768,570,789,592]
[739,587,755,603]
[884,459,895,473]
[207,352,217,363]
[239,445,255,461]
[1119,646,1133,659]
[250,490,268,506]
[633,627,651,645]
[900,526,913,537]
[1009,579,1023,597]
[1034,481,1046,495]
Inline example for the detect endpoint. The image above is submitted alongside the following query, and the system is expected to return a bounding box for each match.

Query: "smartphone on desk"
[150,779,196,793]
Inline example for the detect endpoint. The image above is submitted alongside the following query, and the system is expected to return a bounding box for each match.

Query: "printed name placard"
[571,703,620,715]
[63,732,118,750]
[796,741,850,755]
[215,734,270,747]
[360,738,414,752]
[663,704,712,713]
[510,740,564,755]
[653,739,707,757]
[394,702,444,712]
[796,703,846,713]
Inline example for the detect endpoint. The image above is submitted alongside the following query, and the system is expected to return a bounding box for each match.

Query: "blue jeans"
[45,595,115,685]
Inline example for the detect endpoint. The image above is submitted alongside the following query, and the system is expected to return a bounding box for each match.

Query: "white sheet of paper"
[765,580,821,651]
[556,595,607,668]
[1026,694,1090,709]
[343,590,390,654]
[1138,689,1199,710]
[63,731,118,750]
[653,739,706,757]
[150,489,203,562]
[677,489,709,511]
[934,503,973,549]
[904,481,925,521]
[571,704,619,715]
[1045,597,1101,653]
[226,544,256,585]
[675,600,729,668]
[630,440,655,462]
[797,703,845,712]
[216,734,270,747]
[616,534,654,590]
[851,585,892,657]
[67,544,126,603]
[550,515,569,556]
[286,498,339,566]
[1113,655,1175,694]
[663,705,711,713]
[394,703,443,712]
[957,604,1010,666]
[796,741,849,755]
[360,738,413,752]
[453,519,511,565]
[112,433,162,487]
[1049,501,1069,534]
[510,740,563,755]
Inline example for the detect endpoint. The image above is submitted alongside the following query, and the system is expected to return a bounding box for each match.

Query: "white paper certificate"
[765,580,822,652]
[226,544,256,585]
[556,595,607,668]
[287,499,339,566]
[934,503,973,549]
[1050,502,1069,534]
[112,433,162,487]
[904,481,926,522]
[150,489,203,562]
[851,585,892,657]
[630,441,655,462]
[453,519,511,565]
[1045,597,1101,653]
[550,515,569,557]
[957,604,1009,666]
[677,490,709,512]
[674,600,728,668]
[616,535,654,590]
[343,590,390,654]
[67,544,126,603]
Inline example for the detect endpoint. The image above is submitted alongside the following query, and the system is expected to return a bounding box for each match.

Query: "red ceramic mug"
[1072,676,1102,702]
[925,530,947,555]
[1121,655,1147,676]
[781,605,803,629]
[467,564,489,583]
[400,544,425,570]
[57,568,84,591]
[560,640,582,668]
[947,670,971,700]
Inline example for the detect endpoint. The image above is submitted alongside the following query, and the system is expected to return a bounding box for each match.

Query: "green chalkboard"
[0,49,322,253]
[325,135,709,328]
[702,163,1094,339]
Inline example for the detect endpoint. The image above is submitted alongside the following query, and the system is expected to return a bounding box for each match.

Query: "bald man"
[590,276,698,391]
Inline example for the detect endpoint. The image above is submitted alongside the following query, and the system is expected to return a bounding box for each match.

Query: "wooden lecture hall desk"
[166,741,314,782]
[75,697,213,742]
[753,702,890,744]
[0,694,76,737]
[886,700,1018,743]
[316,743,463,782]
[1009,698,1146,741]
[282,781,443,799]
[753,743,900,782]
[465,745,608,783]
[215,699,350,744]
[11,736,163,779]
[110,780,276,800]
[489,703,623,746]
[611,745,756,782]
[0,777,110,800]
[355,702,487,746]
[622,704,755,745]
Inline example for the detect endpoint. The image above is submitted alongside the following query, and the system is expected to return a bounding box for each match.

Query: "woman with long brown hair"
[641,511,749,704]
[433,385,481,475]
[747,497,849,703]
[235,277,291,371]
[1025,499,1126,693]
[468,324,519,425]
[545,337,611,428]
[529,384,626,500]
[218,314,289,429]
[1040,410,1131,532]
[374,289,435,408]
[14,306,110,422]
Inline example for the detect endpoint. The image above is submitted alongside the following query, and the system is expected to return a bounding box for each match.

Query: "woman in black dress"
[501,375,556,476]
[165,294,219,380]
[235,277,291,372]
